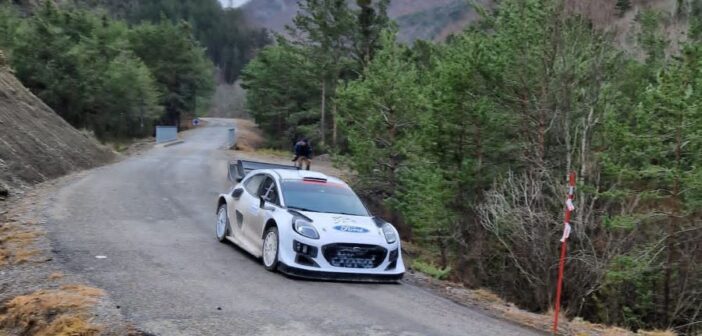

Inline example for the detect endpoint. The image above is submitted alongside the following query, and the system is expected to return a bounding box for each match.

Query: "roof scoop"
[302,177,327,183]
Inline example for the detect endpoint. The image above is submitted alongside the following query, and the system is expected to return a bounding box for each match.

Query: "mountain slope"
[0,59,114,196]
[394,0,477,41]
[242,0,682,43]
[242,0,483,41]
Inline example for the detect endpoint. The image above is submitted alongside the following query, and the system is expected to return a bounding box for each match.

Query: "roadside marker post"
[553,172,576,335]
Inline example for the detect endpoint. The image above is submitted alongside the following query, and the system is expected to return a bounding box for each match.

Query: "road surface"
[45,119,542,336]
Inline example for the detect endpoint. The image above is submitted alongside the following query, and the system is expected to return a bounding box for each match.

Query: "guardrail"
[156,126,178,144]
[227,128,237,148]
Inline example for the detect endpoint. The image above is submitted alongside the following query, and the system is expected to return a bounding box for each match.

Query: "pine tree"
[601,44,702,327]
[337,32,427,221]
[241,39,322,148]
[129,20,214,129]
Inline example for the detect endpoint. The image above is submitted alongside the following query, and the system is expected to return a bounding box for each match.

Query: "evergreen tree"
[129,20,214,128]
[285,0,391,148]
[337,31,429,225]
[600,44,702,328]
[4,1,212,139]
[116,0,270,83]
[355,0,391,70]
[241,38,321,148]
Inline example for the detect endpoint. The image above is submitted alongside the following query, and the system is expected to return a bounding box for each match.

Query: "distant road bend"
[45,118,542,336]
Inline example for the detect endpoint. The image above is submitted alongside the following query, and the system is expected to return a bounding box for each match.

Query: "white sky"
[219,0,250,8]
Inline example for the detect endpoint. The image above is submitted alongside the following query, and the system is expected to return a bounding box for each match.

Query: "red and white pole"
[553,172,576,335]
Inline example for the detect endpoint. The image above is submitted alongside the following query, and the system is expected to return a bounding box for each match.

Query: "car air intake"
[322,243,387,269]
[386,249,399,270]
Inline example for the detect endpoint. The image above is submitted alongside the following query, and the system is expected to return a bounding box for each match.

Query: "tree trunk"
[320,79,326,146]
[332,101,338,148]
[665,117,683,326]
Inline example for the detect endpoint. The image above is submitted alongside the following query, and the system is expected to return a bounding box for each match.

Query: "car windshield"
[281,180,369,216]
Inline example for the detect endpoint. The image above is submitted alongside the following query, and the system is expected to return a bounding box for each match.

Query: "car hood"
[298,212,387,244]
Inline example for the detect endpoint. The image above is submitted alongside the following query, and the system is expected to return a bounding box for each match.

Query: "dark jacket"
[294,141,312,157]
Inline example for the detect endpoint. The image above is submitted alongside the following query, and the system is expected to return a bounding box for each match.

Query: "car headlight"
[293,218,319,239]
[381,223,397,244]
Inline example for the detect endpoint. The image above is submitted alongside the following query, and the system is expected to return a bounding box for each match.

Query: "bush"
[616,0,632,17]
[411,260,452,280]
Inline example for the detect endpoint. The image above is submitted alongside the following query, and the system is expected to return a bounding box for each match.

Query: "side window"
[244,174,266,196]
[259,177,280,206]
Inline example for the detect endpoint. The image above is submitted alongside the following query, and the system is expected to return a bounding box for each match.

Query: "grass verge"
[0,285,104,336]
[407,271,677,336]
[0,220,42,266]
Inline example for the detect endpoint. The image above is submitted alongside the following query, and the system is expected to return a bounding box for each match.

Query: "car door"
[232,173,266,243]
[245,176,281,244]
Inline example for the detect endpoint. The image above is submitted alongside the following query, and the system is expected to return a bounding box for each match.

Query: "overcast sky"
[219,0,250,7]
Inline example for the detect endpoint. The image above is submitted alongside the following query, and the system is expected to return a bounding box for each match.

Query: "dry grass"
[38,314,102,336]
[256,148,293,158]
[12,248,39,264]
[233,118,265,151]
[0,285,104,336]
[0,220,43,266]
[408,271,679,336]
[48,272,64,280]
[636,331,677,336]
[472,288,505,305]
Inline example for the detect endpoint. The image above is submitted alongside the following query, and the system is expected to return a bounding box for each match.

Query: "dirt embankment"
[0,60,135,335]
[0,66,114,198]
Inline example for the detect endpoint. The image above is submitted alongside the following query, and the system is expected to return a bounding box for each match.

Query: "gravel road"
[44,118,542,336]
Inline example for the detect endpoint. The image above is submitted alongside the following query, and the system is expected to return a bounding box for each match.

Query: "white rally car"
[215,160,404,281]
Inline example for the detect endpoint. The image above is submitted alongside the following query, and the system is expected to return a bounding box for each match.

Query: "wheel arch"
[262,219,278,239]
[217,196,227,213]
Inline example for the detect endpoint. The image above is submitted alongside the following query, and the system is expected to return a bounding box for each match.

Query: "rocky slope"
[0,54,114,198]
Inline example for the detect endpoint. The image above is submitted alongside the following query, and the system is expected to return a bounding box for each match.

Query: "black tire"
[262,226,279,272]
[216,204,231,243]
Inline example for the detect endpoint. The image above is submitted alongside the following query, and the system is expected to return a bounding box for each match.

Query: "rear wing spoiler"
[228,159,297,183]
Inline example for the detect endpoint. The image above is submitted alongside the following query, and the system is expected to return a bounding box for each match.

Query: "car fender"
[217,183,245,213]
[262,209,296,265]
[216,193,231,213]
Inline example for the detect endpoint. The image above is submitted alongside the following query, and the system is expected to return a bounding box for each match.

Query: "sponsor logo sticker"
[333,225,369,233]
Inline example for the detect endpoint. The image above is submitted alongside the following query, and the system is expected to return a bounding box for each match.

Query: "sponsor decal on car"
[333,225,369,233]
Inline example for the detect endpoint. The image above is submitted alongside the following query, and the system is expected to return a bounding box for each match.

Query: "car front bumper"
[277,234,406,281]
[277,262,404,282]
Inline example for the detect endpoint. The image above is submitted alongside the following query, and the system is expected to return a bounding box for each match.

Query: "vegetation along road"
[42,119,541,336]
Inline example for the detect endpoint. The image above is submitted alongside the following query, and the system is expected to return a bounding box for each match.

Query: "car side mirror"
[259,196,276,211]
[236,176,243,183]
[232,188,244,199]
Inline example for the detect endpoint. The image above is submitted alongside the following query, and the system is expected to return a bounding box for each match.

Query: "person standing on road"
[292,138,312,170]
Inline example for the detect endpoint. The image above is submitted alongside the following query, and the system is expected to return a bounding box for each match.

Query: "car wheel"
[216,204,230,243]
[262,226,279,271]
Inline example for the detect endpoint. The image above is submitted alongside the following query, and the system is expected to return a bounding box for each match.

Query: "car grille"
[322,243,387,269]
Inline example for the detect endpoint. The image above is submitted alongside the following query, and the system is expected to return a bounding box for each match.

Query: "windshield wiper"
[287,206,321,213]
[333,212,365,216]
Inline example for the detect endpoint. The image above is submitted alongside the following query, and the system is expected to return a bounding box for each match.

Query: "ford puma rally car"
[216,160,404,281]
